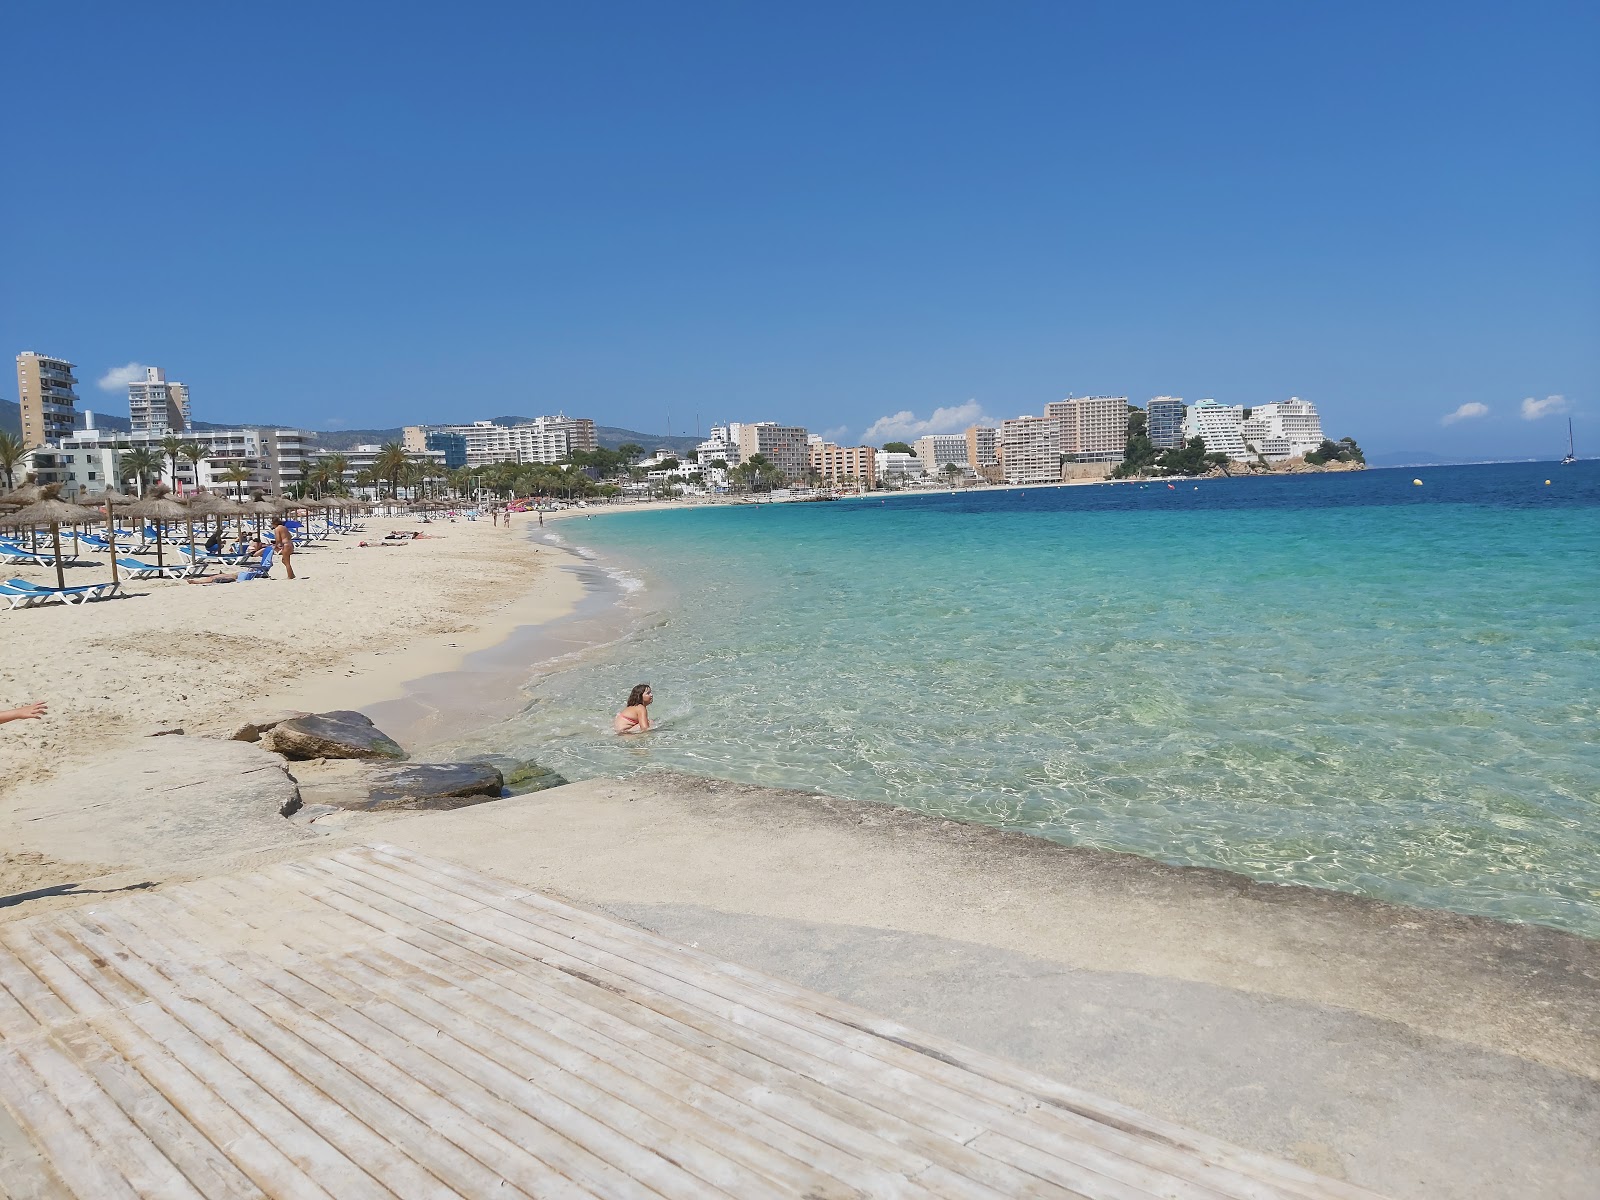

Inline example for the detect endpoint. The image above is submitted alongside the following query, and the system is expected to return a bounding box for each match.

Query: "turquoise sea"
[469,463,1600,936]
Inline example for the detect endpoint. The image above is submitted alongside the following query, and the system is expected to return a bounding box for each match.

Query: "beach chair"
[178,546,246,571]
[2,578,119,606]
[73,532,115,553]
[0,541,37,565]
[0,581,48,610]
[116,556,193,580]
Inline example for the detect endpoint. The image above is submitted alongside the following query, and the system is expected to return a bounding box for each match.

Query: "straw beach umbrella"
[0,479,46,552]
[2,485,102,591]
[87,486,137,586]
[124,488,190,571]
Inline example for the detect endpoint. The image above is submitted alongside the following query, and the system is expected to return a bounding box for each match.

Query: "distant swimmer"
[614,683,654,734]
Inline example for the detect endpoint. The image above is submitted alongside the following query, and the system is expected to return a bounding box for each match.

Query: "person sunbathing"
[187,541,269,584]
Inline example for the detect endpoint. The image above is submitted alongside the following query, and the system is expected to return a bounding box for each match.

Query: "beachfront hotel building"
[16,444,120,498]
[59,426,326,497]
[127,366,192,434]
[998,415,1061,484]
[1044,396,1128,463]
[1146,397,1186,449]
[404,415,597,468]
[1240,398,1325,461]
[965,425,1004,482]
[913,434,970,477]
[696,426,741,467]
[15,352,79,449]
[1182,400,1248,459]
[736,422,811,481]
[808,440,877,488]
[875,450,924,483]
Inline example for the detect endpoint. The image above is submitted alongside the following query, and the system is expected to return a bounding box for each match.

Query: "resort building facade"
[808,440,877,487]
[1146,397,1186,449]
[735,422,811,481]
[1240,398,1325,461]
[403,415,596,468]
[913,433,970,476]
[1181,400,1248,459]
[1045,395,1128,463]
[696,426,741,467]
[965,425,1004,482]
[59,426,326,497]
[875,450,924,483]
[127,366,191,434]
[15,352,79,449]
[998,415,1061,484]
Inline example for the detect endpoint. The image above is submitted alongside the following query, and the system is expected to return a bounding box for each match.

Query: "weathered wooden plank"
[65,906,533,1200]
[322,854,1216,1200]
[302,876,1082,1200]
[0,1047,143,1200]
[112,894,601,1200]
[358,847,1331,1200]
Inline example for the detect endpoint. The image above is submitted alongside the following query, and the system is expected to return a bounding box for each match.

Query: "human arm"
[0,702,47,725]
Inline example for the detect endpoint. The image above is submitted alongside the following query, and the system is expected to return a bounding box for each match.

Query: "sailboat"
[1561,417,1576,465]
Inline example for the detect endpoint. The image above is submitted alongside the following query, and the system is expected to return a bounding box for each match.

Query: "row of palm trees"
[0,430,259,497]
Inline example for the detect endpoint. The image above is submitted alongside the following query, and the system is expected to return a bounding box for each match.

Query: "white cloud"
[820,425,851,441]
[1520,394,1570,421]
[1441,402,1489,425]
[96,362,150,392]
[862,400,996,444]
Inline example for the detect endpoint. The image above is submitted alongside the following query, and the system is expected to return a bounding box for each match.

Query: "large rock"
[261,710,406,761]
[289,759,504,814]
[230,710,309,743]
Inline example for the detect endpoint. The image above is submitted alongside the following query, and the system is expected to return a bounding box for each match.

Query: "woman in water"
[614,684,653,734]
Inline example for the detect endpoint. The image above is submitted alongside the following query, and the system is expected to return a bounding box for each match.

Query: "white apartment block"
[1240,398,1325,461]
[696,426,741,467]
[60,426,324,497]
[735,422,810,480]
[913,434,970,475]
[405,415,595,467]
[17,445,119,499]
[1182,400,1248,460]
[998,416,1061,484]
[875,450,924,483]
[1044,396,1128,463]
[1146,397,1186,449]
[128,366,191,434]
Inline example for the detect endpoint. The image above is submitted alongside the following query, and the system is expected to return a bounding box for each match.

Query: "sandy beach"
[0,514,583,803]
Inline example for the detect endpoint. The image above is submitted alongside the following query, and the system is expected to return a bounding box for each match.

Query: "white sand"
[0,515,584,797]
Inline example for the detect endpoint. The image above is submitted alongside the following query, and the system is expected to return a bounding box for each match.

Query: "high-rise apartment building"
[1146,397,1186,449]
[1044,396,1128,463]
[1182,400,1247,459]
[696,426,741,467]
[1240,398,1324,460]
[808,441,877,488]
[15,352,79,448]
[128,366,191,433]
[998,416,1060,484]
[965,425,1003,481]
[913,434,970,476]
[735,422,810,481]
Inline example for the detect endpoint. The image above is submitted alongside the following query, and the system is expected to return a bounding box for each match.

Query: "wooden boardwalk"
[0,844,1387,1199]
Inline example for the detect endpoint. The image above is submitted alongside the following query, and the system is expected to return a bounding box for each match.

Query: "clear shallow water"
[456,463,1600,935]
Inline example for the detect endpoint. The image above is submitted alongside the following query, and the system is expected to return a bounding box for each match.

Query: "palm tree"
[374,442,408,500]
[220,463,254,499]
[159,434,184,489]
[121,447,163,496]
[353,468,378,499]
[180,442,209,493]
[314,454,350,496]
[0,431,26,490]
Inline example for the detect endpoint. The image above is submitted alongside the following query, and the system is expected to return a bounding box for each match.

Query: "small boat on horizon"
[1560,417,1576,465]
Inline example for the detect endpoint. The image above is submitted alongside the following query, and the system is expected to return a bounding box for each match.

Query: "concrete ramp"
[0,844,1385,1199]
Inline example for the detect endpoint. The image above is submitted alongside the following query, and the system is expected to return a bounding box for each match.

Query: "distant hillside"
[0,400,701,457]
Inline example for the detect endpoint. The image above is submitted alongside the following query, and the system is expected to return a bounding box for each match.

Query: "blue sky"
[4,1,1595,458]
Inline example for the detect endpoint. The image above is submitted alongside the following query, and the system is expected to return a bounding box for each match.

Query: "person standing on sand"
[613,684,653,734]
[272,519,296,580]
[0,701,47,726]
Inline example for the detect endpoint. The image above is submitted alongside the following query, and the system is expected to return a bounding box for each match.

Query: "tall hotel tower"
[128,366,192,433]
[15,352,80,448]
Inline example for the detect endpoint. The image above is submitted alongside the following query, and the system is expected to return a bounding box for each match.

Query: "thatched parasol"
[2,485,103,590]
[84,487,138,585]
[124,488,190,570]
